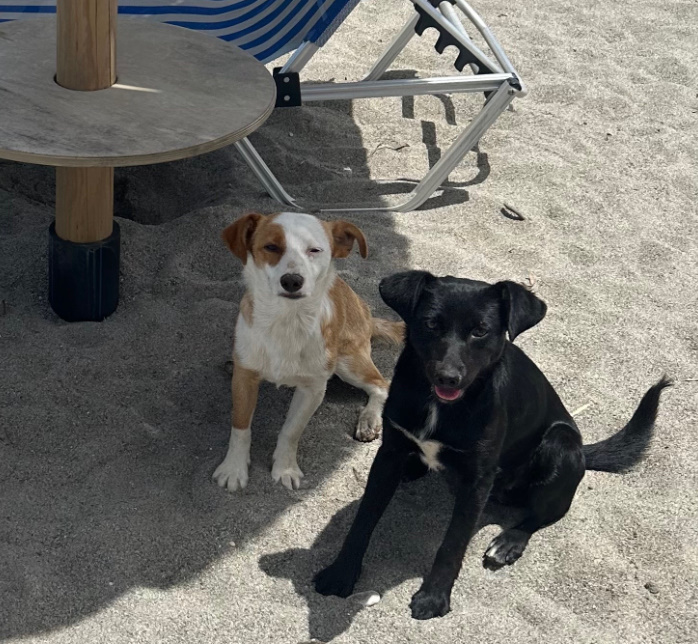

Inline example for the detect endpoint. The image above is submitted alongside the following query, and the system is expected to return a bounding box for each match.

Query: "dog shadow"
[259,473,524,642]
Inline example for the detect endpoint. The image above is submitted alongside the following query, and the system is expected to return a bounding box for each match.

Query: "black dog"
[314,271,671,620]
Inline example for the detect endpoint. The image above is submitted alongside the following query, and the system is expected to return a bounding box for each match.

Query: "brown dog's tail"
[583,376,672,473]
[371,318,405,346]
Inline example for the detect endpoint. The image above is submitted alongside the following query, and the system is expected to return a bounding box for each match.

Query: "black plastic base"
[48,221,120,322]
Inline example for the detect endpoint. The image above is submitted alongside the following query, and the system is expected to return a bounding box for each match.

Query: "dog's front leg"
[314,429,411,598]
[410,467,496,620]
[272,380,327,490]
[213,361,260,492]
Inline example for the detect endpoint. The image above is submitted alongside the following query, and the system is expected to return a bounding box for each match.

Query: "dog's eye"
[471,326,489,338]
[425,319,440,330]
[308,247,323,254]
[264,244,281,253]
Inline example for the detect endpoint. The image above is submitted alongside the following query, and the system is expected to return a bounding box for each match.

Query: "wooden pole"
[56,0,117,91]
[55,167,114,242]
[55,0,117,244]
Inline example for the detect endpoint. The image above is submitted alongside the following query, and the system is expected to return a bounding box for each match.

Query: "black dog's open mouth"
[279,293,305,300]
[433,386,464,403]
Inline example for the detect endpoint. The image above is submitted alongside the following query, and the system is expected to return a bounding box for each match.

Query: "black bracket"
[273,68,301,108]
[414,3,495,75]
[508,74,523,92]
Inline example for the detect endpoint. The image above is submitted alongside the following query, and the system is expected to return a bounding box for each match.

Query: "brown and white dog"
[213,212,404,492]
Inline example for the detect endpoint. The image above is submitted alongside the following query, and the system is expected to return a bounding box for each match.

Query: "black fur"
[315,271,671,620]
[582,375,672,472]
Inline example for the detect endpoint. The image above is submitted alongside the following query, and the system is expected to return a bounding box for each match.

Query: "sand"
[1,1,696,642]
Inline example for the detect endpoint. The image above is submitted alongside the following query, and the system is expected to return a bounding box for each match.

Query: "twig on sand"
[502,202,526,220]
[571,402,593,418]
[368,141,410,159]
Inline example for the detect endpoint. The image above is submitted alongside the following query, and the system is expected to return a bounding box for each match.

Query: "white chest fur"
[414,437,444,471]
[234,294,333,387]
[393,406,445,472]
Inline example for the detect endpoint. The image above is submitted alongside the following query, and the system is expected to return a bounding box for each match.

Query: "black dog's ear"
[498,281,547,341]
[379,271,433,322]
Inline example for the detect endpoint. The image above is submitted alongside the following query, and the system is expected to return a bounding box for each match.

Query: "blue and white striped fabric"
[0,0,361,63]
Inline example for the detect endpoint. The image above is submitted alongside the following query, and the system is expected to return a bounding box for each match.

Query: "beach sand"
[1,1,696,642]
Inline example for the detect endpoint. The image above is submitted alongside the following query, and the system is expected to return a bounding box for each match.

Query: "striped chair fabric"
[0,0,362,63]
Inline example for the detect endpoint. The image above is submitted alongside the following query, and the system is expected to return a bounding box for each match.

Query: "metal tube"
[234,139,297,207]
[302,74,512,102]
[452,0,526,94]
[363,14,419,81]
[321,81,515,213]
[411,0,501,74]
[393,81,514,211]
[439,1,470,41]
[280,42,319,74]
[438,2,479,74]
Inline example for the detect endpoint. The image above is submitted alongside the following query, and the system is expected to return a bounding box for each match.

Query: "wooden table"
[0,2,276,321]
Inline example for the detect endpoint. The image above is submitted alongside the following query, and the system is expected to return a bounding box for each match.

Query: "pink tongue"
[434,386,462,401]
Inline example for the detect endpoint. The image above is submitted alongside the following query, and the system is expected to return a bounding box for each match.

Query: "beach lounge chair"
[0,1,526,211]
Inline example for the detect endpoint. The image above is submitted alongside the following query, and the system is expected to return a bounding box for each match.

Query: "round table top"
[0,18,276,167]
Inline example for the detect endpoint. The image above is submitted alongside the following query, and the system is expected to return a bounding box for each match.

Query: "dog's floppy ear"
[498,281,547,341]
[221,213,265,264]
[327,221,368,259]
[379,271,433,322]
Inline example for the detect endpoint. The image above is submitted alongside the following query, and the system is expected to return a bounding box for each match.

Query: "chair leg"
[320,80,515,213]
[391,80,515,212]
[280,41,319,74]
[234,138,297,208]
[235,41,322,206]
[363,14,419,81]
[235,2,520,212]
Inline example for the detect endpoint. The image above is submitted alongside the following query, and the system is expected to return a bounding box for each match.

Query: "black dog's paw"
[409,588,451,620]
[483,529,530,570]
[314,562,360,598]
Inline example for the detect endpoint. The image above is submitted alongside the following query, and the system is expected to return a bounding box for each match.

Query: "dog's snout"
[434,368,463,389]
[280,273,304,293]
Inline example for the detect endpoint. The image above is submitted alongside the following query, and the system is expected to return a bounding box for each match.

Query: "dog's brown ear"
[221,213,265,264]
[498,281,547,341]
[327,221,368,259]
[379,271,433,323]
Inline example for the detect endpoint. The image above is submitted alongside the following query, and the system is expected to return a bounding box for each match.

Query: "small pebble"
[349,590,381,607]
[644,581,659,595]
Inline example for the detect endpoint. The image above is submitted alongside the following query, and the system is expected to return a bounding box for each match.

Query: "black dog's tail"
[583,376,672,473]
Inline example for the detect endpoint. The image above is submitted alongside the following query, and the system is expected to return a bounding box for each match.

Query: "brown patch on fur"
[343,351,389,390]
[251,217,285,268]
[231,360,261,428]
[239,293,254,325]
[323,220,368,259]
[221,213,264,264]
[322,278,379,373]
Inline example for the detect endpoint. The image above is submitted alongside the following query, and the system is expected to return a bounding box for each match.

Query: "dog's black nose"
[280,273,304,293]
[434,370,463,389]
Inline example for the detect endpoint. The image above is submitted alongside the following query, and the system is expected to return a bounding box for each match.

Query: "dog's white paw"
[271,451,304,490]
[355,407,382,442]
[213,455,250,492]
